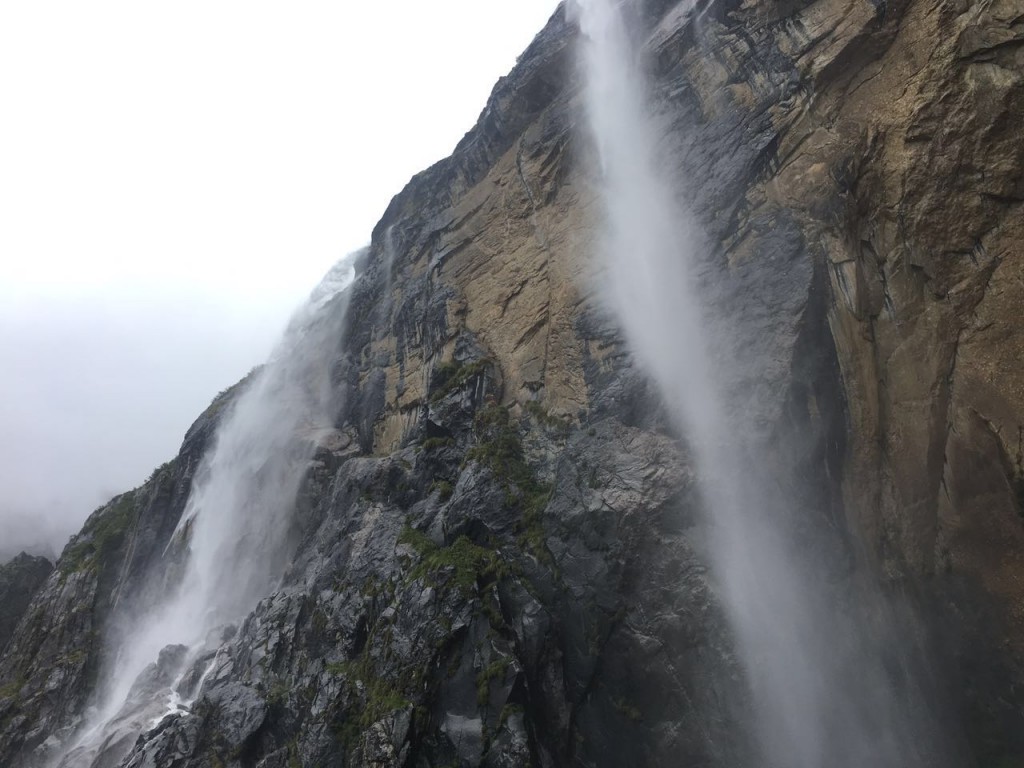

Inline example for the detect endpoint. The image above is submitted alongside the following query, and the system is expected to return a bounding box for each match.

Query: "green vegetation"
[430,358,491,403]
[329,652,412,748]
[465,404,523,474]
[203,366,262,421]
[311,605,330,636]
[324,660,350,676]
[145,460,174,486]
[421,436,455,452]
[359,575,396,602]
[524,400,572,437]
[363,683,409,722]
[0,678,23,700]
[60,493,138,575]
[466,404,553,564]
[428,479,455,501]
[476,657,511,707]
[480,590,505,630]
[498,702,525,730]
[57,648,87,667]
[397,525,436,556]
[266,678,291,708]
[399,525,512,595]
[324,568,437,750]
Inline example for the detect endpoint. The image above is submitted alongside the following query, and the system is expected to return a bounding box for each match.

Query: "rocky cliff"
[0,554,53,655]
[1,0,1022,766]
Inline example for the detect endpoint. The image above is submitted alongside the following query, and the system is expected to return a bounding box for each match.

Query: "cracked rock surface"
[1,0,1022,765]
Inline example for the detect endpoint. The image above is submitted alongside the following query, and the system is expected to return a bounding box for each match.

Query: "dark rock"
[2,1,1023,766]
[0,554,53,654]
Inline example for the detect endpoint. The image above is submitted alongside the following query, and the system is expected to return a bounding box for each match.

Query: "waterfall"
[54,252,359,768]
[574,1,943,765]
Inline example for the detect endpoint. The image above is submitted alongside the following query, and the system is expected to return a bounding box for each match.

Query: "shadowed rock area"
[0,554,53,654]
[1,0,1022,766]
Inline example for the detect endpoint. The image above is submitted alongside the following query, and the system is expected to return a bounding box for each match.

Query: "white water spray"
[576,1,937,765]
[55,253,358,768]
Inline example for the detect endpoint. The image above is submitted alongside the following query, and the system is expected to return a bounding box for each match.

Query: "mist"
[0,293,285,561]
[0,1,559,562]
[54,255,359,768]
[577,0,946,765]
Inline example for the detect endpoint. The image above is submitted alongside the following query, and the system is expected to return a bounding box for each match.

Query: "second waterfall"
[574,0,946,765]
[53,254,359,768]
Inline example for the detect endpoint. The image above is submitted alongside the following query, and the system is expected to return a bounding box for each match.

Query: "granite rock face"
[1,0,1022,766]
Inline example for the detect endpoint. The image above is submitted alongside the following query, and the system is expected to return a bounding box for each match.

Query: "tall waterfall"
[575,1,942,766]
[54,253,358,768]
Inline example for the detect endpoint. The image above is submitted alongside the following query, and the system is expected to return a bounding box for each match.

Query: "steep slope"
[0,555,53,655]
[0,387,237,762]
[1,1,1022,766]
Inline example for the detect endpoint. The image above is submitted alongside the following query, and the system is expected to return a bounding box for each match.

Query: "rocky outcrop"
[0,555,53,655]
[0,382,242,764]
[1,0,1022,766]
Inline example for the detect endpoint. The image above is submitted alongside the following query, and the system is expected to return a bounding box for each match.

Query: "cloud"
[0,291,286,557]
[0,1,560,560]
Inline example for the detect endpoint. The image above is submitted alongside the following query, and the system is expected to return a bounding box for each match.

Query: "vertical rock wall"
[1,1,1022,766]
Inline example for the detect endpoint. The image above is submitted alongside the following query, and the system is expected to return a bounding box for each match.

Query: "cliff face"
[0,390,232,763]
[1,1,1022,766]
[0,555,53,655]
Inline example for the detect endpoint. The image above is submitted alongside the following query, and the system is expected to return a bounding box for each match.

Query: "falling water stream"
[54,254,358,768]
[575,0,943,765]
[41,3,955,764]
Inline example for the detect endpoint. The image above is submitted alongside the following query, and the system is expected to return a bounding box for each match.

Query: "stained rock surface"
[1,1,1022,766]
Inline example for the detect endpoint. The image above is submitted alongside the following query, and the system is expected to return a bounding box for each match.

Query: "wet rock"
[0,554,53,654]
[1,1,1022,766]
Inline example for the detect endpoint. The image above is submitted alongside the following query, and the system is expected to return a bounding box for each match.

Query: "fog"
[0,294,284,561]
[55,256,360,768]
[0,1,559,562]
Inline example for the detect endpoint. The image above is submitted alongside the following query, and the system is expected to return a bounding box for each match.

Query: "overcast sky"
[0,1,561,560]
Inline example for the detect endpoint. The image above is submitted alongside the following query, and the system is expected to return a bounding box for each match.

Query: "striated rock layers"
[1,0,1021,765]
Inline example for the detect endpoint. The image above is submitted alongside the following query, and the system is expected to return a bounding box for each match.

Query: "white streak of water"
[54,252,359,768]
[574,1,936,765]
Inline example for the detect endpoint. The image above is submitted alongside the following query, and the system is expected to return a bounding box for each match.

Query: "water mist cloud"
[577,1,944,765]
[0,291,286,560]
[0,0,559,562]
